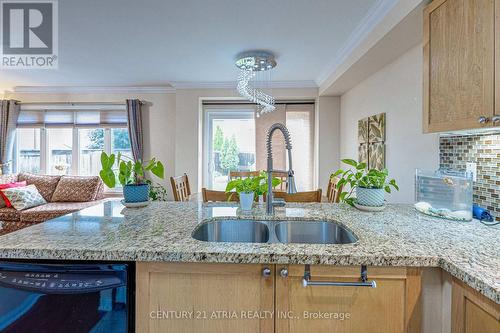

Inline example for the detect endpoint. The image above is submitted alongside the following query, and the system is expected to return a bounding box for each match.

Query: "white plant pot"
[239,192,255,211]
[356,187,385,207]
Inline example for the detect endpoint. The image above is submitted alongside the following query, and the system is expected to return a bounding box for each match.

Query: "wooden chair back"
[327,176,343,203]
[229,171,260,179]
[202,188,239,202]
[230,170,288,192]
[271,171,288,192]
[273,189,322,203]
[170,173,191,202]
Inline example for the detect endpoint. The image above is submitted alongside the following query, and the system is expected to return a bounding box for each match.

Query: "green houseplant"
[225,173,281,210]
[99,152,165,203]
[331,159,399,207]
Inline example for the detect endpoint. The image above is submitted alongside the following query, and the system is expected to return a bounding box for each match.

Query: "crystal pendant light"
[235,51,277,116]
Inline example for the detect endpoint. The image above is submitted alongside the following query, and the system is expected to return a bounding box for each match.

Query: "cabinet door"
[452,278,500,333]
[423,0,495,133]
[136,262,274,333]
[275,266,421,333]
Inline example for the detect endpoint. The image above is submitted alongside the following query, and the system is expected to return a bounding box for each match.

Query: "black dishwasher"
[0,262,132,333]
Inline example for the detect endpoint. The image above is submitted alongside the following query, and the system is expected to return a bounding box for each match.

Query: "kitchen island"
[0,200,498,332]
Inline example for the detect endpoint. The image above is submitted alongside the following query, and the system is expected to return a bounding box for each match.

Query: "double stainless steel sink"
[192,219,357,245]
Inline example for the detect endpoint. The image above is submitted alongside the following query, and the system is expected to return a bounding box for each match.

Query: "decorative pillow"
[0,181,27,208]
[2,184,46,211]
[51,176,101,202]
[18,173,61,202]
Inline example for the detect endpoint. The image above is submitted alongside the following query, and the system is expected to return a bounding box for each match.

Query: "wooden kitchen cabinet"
[451,278,500,333]
[423,0,499,133]
[137,263,422,333]
[136,262,275,333]
[275,265,421,333]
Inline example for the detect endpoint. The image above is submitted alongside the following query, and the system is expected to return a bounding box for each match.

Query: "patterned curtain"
[0,100,20,174]
[126,99,143,162]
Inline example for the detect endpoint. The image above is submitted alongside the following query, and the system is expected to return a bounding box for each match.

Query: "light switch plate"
[466,162,477,182]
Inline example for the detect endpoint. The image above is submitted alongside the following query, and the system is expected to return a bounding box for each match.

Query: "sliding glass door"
[204,108,256,190]
[202,102,315,191]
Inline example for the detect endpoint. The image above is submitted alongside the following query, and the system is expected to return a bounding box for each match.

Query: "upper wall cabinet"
[423,0,500,133]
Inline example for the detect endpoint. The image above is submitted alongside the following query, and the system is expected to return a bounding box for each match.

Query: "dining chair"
[202,188,239,202]
[170,173,191,202]
[270,171,288,192]
[327,176,343,203]
[273,189,322,203]
[230,170,288,192]
[229,171,260,179]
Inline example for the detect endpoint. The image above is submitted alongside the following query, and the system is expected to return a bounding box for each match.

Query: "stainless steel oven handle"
[302,264,376,288]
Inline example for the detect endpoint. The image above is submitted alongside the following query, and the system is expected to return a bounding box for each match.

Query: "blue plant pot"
[123,184,150,203]
[356,187,385,207]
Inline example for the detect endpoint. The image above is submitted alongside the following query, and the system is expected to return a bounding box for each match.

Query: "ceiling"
[1,0,380,91]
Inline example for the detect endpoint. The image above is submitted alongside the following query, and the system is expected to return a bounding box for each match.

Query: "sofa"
[0,173,105,234]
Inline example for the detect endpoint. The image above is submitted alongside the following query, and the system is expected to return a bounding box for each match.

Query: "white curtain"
[255,104,286,171]
[285,104,315,191]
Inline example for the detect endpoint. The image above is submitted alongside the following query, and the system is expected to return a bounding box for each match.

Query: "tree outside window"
[213,126,224,152]
[219,135,240,172]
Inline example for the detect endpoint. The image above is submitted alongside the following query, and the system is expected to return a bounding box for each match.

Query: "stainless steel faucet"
[266,123,297,215]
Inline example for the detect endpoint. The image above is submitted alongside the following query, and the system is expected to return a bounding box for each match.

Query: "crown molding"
[10,86,176,94]
[171,80,318,89]
[8,82,318,94]
[316,0,399,86]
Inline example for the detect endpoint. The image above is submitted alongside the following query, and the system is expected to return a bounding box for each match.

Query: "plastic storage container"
[414,169,473,221]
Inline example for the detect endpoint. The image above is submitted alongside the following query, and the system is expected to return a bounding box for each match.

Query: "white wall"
[340,44,439,203]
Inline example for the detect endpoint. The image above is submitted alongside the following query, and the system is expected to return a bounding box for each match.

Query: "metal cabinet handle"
[302,265,376,288]
[478,116,489,124]
[280,268,288,278]
[492,115,500,124]
[262,267,271,278]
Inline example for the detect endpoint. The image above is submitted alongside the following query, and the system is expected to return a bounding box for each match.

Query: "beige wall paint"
[174,87,319,192]
[4,91,177,199]
[340,44,439,203]
[6,87,344,198]
[317,96,341,191]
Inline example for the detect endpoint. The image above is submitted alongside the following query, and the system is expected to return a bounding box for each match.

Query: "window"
[47,128,73,175]
[79,128,104,176]
[202,102,315,191]
[111,128,132,161]
[15,128,41,174]
[204,109,256,190]
[15,106,131,179]
[15,127,131,177]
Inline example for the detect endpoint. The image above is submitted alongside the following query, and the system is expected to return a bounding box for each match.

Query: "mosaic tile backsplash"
[439,134,499,221]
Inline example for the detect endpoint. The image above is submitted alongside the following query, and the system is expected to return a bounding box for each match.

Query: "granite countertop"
[0,200,498,304]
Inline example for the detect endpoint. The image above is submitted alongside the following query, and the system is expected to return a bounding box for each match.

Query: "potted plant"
[225,173,281,211]
[331,159,399,207]
[254,171,282,204]
[99,152,165,203]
